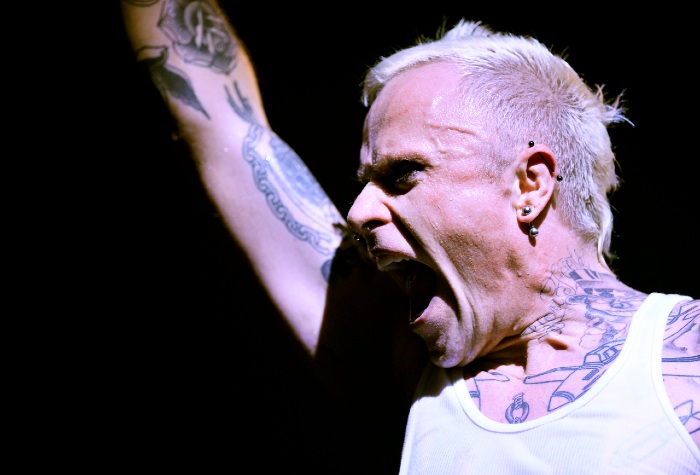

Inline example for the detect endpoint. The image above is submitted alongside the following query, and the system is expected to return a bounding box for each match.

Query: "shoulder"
[660,297,699,372]
[661,298,699,446]
[664,298,700,349]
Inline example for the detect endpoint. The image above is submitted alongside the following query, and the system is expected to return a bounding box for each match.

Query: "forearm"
[120,0,345,352]
[120,1,268,133]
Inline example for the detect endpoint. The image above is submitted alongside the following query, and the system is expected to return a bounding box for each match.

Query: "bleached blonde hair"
[362,20,630,268]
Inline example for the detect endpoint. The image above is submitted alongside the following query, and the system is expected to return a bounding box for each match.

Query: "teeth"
[374,256,411,271]
[376,256,409,270]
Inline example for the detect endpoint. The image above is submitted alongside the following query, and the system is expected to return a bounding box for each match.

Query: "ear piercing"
[522,205,538,236]
[528,141,563,181]
[529,223,539,237]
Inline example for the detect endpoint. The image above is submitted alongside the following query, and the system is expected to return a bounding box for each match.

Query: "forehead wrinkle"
[398,116,479,166]
[359,121,478,181]
[402,92,479,159]
[361,62,481,174]
[424,121,478,155]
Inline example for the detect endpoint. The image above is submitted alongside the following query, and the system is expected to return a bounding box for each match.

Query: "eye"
[381,160,424,194]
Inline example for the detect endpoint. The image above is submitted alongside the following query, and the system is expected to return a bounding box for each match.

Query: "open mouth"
[398,262,437,323]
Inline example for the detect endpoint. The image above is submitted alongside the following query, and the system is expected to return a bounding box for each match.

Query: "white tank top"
[399,293,699,474]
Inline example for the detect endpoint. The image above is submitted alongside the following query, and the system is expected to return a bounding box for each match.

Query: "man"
[119,1,699,472]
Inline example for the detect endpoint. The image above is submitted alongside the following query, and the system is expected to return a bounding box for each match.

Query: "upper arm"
[662,298,700,447]
[120,1,342,352]
[119,1,427,394]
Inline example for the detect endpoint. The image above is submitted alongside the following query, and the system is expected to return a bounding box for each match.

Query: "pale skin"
[349,62,699,436]
[121,0,699,451]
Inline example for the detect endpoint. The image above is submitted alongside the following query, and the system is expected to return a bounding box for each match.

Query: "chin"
[427,346,467,369]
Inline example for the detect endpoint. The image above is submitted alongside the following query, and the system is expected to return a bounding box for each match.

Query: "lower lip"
[409,301,431,326]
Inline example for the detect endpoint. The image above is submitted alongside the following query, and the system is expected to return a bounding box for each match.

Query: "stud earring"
[522,206,532,216]
[556,174,563,182]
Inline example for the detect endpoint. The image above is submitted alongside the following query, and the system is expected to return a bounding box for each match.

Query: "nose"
[347,182,392,237]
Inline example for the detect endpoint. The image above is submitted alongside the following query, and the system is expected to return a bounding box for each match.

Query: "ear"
[513,143,558,224]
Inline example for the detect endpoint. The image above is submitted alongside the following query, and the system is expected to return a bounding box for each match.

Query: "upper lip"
[358,228,432,272]
[374,253,412,271]
[363,237,439,319]
[363,235,413,270]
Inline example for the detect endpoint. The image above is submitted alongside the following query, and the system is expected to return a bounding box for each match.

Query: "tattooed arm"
[119,0,347,352]
[662,299,700,447]
[118,0,426,389]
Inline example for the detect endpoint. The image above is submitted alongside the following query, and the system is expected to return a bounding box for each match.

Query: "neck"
[482,250,647,376]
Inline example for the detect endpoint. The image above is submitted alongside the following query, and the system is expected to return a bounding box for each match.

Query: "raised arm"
[120,0,346,353]
[119,6,427,468]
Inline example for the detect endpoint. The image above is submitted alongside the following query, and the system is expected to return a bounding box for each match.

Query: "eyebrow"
[355,156,395,183]
[355,163,374,183]
[356,154,423,183]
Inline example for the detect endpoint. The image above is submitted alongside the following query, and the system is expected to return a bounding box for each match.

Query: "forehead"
[361,61,481,165]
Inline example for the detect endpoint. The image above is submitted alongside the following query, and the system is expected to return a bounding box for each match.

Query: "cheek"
[400,180,509,250]
[432,184,500,231]
[431,188,511,260]
[404,202,475,263]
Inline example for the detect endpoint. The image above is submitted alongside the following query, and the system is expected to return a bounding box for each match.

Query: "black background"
[55,3,698,472]
[116,5,698,292]
[104,4,699,303]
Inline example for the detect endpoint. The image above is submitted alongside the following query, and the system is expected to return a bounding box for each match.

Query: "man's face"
[348,62,522,368]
